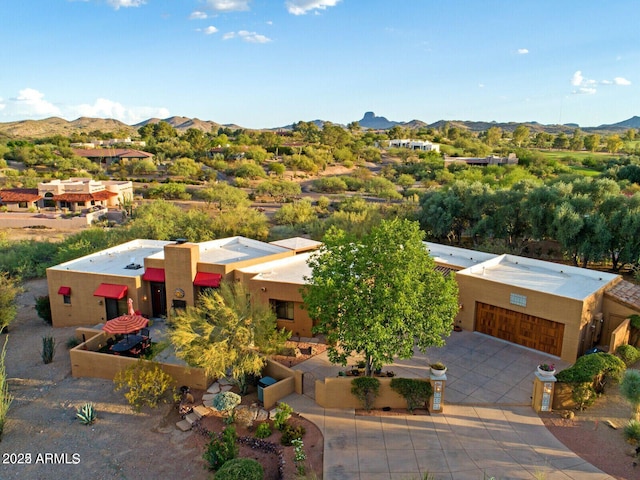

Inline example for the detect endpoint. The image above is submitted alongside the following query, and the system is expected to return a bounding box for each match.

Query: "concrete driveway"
[283,331,615,480]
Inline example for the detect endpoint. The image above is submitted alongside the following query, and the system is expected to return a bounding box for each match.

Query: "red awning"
[93,283,128,299]
[58,286,71,295]
[142,267,165,282]
[193,272,222,288]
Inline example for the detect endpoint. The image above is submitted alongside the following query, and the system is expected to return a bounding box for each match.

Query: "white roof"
[239,252,312,284]
[198,236,290,264]
[47,239,169,276]
[425,242,498,270]
[457,254,619,300]
[270,237,322,252]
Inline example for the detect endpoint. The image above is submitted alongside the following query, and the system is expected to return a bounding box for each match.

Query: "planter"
[537,366,556,377]
[430,367,447,376]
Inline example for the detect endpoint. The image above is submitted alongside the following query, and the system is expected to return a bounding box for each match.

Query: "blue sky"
[1,0,638,129]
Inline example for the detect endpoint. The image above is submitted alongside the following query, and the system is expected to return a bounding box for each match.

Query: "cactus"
[41,335,56,364]
[76,402,97,425]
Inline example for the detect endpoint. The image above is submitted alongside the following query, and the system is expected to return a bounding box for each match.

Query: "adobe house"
[46,236,638,362]
[427,243,627,363]
[46,237,300,327]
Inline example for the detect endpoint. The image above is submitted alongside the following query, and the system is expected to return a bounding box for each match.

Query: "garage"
[475,302,564,357]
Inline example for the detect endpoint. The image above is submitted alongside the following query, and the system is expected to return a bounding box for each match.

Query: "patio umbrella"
[102,314,149,335]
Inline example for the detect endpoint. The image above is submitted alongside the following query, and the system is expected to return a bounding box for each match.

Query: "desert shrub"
[203,426,238,471]
[0,273,21,332]
[114,360,175,412]
[0,338,12,441]
[390,378,433,412]
[213,391,241,415]
[255,422,272,439]
[66,336,80,349]
[351,376,380,411]
[215,457,263,480]
[273,402,293,431]
[281,424,306,446]
[624,419,640,443]
[616,344,640,366]
[35,295,52,325]
[556,353,626,410]
[620,369,640,421]
[41,335,56,364]
[234,407,254,429]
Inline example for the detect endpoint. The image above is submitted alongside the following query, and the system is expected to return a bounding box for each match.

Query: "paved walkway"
[282,331,615,480]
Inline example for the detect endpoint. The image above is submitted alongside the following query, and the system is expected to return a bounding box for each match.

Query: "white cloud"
[478,84,485,88]
[614,77,631,86]
[205,0,250,12]
[12,88,62,117]
[238,30,271,43]
[574,87,597,95]
[571,71,584,86]
[517,48,529,55]
[71,98,170,124]
[223,32,236,40]
[600,80,613,85]
[106,0,146,9]
[1,89,169,124]
[286,0,341,15]
[204,26,219,34]
[190,11,208,19]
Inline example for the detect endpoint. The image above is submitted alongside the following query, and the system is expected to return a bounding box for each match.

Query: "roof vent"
[125,263,143,270]
[175,238,188,244]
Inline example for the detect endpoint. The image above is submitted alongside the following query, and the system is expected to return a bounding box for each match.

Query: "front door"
[151,282,167,317]
[105,298,120,320]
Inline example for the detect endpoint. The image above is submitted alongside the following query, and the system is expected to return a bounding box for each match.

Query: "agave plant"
[76,402,97,425]
[41,335,56,364]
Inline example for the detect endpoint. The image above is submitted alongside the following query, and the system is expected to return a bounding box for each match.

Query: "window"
[510,293,527,307]
[63,295,71,305]
[270,299,294,321]
[18,201,28,208]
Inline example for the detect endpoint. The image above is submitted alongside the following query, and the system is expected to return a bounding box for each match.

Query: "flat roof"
[425,242,498,270]
[47,239,170,276]
[457,254,619,300]
[239,252,312,285]
[198,237,290,264]
[269,237,322,252]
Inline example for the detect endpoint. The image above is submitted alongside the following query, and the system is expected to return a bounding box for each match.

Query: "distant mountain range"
[1,113,639,139]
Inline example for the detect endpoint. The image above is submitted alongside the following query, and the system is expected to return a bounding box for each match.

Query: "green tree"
[606,134,623,154]
[168,157,202,178]
[553,132,570,149]
[274,199,317,227]
[512,125,530,147]
[584,134,600,152]
[484,126,502,146]
[303,219,459,376]
[620,369,640,421]
[169,283,290,393]
[0,337,12,441]
[0,273,22,332]
[198,183,250,210]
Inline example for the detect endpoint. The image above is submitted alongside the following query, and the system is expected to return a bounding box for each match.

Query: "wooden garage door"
[475,302,564,357]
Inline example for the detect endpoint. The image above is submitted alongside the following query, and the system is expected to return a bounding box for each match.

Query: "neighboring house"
[388,139,441,152]
[72,148,153,167]
[0,188,42,211]
[444,153,518,167]
[46,236,639,362]
[1,178,133,213]
[38,178,133,212]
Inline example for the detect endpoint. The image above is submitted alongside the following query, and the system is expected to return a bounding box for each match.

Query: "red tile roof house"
[0,188,42,211]
[71,148,153,167]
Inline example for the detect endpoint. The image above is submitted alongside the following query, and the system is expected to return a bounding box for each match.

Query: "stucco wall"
[47,269,145,327]
[456,274,593,362]
[70,330,209,390]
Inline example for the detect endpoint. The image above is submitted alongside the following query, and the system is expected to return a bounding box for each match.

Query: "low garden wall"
[315,376,414,409]
[261,359,301,410]
[70,329,209,390]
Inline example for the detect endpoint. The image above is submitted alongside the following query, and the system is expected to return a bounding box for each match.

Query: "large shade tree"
[169,283,290,393]
[303,218,459,376]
